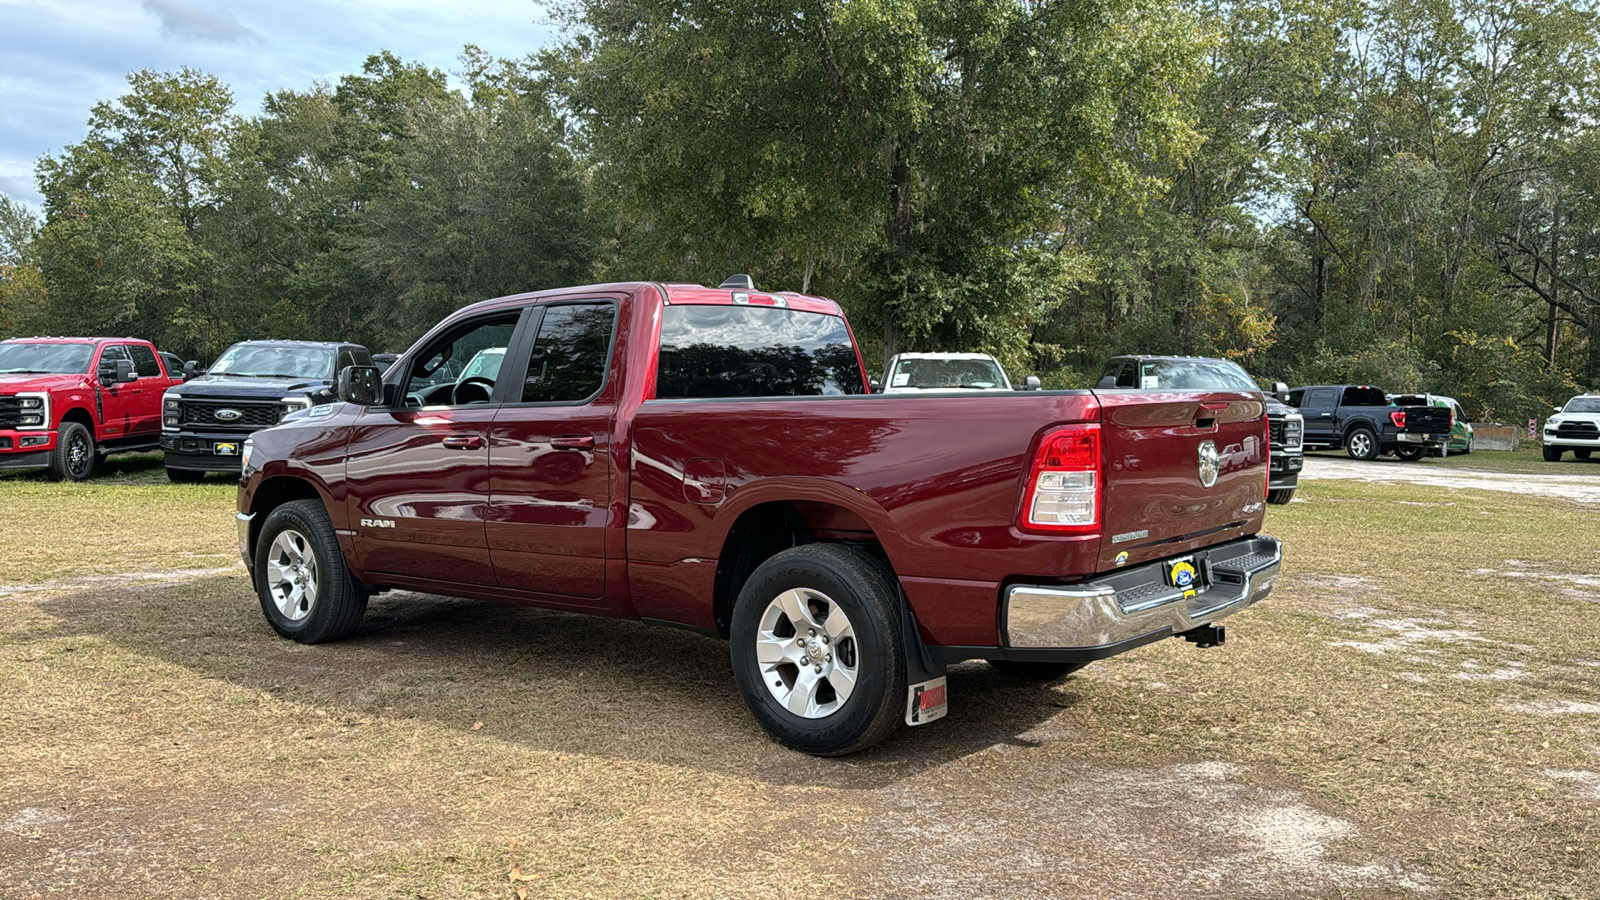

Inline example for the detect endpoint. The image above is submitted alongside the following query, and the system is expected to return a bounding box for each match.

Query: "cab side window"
[521,303,616,404]
[401,313,520,408]
[1115,363,1139,388]
[126,345,161,378]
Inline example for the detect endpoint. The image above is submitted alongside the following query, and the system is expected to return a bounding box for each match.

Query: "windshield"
[0,342,96,374]
[1132,359,1260,391]
[1565,397,1600,414]
[889,357,1009,390]
[655,305,865,398]
[207,344,334,379]
[459,347,505,382]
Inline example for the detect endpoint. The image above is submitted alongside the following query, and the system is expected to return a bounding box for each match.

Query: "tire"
[45,421,96,481]
[986,659,1089,682]
[1267,487,1296,505]
[1395,445,1426,462]
[1544,446,1563,462]
[166,467,206,484]
[1345,426,1379,461]
[1577,450,1593,460]
[254,499,368,644]
[729,544,907,756]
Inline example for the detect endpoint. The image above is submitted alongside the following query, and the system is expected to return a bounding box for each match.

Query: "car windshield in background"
[655,305,864,398]
[1566,397,1600,414]
[1135,359,1259,391]
[891,358,1007,389]
[208,345,333,379]
[0,342,96,374]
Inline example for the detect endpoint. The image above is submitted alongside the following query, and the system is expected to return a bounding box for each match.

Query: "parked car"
[1096,355,1303,504]
[236,276,1281,756]
[1389,393,1472,454]
[881,352,1014,392]
[0,336,182,480]
[160,340,372,482]
[1542,393,1600,461]
[1286,384,1451,461]
[371,352,400,375]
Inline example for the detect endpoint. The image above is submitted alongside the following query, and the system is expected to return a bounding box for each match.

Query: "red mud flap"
[906,677,948,726]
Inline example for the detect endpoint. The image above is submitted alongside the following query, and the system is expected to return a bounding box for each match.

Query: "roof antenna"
[719,274,755,290]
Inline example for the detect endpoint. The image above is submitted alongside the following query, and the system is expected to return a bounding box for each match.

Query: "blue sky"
[0,0,561,208]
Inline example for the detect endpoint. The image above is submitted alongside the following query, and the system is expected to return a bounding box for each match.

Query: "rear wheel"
[730,544,906,756]
[254,499,368,643]
[1395,445,1426,462]
[166,467,205,484]
[45,421,96,481]
[986,659,1089,682]
[1544,446,1563,462]
[1267,487,1296,505]
[1346,426,1379,461]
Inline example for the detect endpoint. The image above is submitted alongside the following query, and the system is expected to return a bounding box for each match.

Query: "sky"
[0,0,562,209]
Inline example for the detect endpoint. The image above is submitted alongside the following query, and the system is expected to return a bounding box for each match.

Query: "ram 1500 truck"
[236,278,1282,755]
[161,340,372,482]
[1287,384,1451,461]
[0,336,181,480]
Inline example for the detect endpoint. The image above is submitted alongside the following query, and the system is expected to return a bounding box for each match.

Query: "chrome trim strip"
[236,511,256,571]
[1003,536,1282,649]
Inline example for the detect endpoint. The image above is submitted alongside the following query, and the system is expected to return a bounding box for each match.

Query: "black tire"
[1395,445,1426,462]
[1576,449,1593,460]
[1267,487,1296,505]
[729,544,907,756]
[166,467,206,484]
[1345,426,1379,461]
[253,499,368,644]
[45,420,96,481]
[1544,446,1563,462]
[986,659,1089,682]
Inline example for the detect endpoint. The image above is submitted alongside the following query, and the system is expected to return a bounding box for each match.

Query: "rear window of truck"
[655,305,865,398]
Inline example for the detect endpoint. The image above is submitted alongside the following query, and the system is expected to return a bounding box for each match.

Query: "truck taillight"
[1019,424,1100,533]
[1389,410,1406,428]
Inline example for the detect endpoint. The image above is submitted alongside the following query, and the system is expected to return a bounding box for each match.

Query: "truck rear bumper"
[1000,536,1282,652]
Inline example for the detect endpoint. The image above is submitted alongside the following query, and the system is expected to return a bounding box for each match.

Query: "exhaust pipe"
[1178,623,1225,648]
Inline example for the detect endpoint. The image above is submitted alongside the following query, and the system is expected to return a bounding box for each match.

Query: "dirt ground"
[3,464,1598,899]
[1299,454,1600,505]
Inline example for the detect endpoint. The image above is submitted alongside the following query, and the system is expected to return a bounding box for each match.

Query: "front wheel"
[1577,449,1593,460]
[45,421,96,481]
[166,467,206,484]
[1267,487,1296,505]
[730,544,907,756]
[254,499,368,643]
[1544,446,1563,462]
[1346,426,1379,461]
[1395,445,1426,462]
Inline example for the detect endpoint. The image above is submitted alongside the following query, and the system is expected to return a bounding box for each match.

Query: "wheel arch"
[58,405,96,432]
[246,475,332,567]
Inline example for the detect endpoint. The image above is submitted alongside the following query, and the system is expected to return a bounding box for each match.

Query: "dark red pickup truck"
[236,279,1282,755]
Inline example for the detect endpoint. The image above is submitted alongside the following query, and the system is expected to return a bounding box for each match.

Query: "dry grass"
[3,467,1599,898]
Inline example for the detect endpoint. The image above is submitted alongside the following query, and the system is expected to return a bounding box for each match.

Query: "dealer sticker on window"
[905,676,948,726]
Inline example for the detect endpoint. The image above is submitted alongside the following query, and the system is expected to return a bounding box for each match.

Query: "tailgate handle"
[551,434,595,450]
[441,435,483,450]
[1195,401,1228,430]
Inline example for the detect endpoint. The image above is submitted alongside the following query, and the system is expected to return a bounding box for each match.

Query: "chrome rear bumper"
[1003,536,1282,650]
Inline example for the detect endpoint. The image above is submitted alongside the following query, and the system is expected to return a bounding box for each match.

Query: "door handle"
[442,435,483,450]
[550,434,595,450]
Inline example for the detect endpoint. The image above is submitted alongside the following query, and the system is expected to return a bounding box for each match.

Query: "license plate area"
[1164,556,1203,592]
[214,442,239,456]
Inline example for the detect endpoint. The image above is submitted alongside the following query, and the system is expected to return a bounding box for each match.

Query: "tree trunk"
[1546,199,1561,367]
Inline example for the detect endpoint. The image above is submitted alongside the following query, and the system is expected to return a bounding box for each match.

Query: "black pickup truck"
[1286,384,1451,461]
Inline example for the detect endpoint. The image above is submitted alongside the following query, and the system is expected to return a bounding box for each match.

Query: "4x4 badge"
[1198,441,1220,488]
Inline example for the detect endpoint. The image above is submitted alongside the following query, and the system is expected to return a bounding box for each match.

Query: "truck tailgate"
[1399,404,1452,435]
[1092,390,1268,572]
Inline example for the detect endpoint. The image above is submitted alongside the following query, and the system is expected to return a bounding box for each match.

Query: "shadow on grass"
[28,574,1078,787]
[0,450,240,485]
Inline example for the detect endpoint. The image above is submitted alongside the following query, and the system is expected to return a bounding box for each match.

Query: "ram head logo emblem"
[1197,441,1220,488]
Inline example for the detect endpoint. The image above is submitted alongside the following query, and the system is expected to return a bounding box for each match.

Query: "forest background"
[1,0,1597,425]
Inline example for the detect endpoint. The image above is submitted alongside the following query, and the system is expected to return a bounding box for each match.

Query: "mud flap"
[901,601,948,726]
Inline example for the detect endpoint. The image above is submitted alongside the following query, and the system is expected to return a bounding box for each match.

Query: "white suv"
[1543,394,1600,461]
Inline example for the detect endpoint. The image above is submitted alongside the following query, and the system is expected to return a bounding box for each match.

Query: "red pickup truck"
[236,279,1282,755]
[0,337,181,480]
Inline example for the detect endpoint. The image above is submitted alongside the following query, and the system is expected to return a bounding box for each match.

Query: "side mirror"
[1023,375,1042,391]
[1554,407,1564,414]
[869,377,882,394]
[337,365,382,406]
[1095,376,1115,389]
[183,361,199,380]
[99,358,135,385]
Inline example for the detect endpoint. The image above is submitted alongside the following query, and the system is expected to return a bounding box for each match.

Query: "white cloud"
[141,0,262,45]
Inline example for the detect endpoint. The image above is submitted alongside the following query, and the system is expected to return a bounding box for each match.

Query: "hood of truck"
[1093,390,1268,572]
[170,374,334,400]
[0,373,90,391]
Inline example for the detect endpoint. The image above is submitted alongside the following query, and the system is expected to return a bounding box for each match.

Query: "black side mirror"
[1023,375,1042,391]
[99,358,136,385]
[337,365,382,406]
[183,361,198,380]
[1095,376,1116,389]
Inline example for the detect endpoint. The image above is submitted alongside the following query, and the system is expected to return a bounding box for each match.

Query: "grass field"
[2,458,1598,898]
